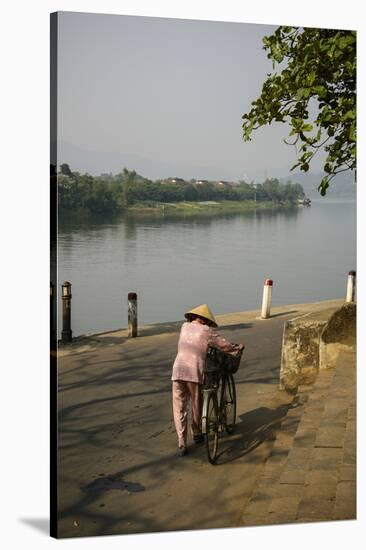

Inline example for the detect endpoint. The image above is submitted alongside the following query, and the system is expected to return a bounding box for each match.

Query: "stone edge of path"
[239,346,356,527]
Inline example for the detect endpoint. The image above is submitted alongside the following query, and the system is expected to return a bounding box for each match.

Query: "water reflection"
[59,205,300,235]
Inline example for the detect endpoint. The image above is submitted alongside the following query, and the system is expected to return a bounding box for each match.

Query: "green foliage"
[58,169,305,214]
[242,27,356,195]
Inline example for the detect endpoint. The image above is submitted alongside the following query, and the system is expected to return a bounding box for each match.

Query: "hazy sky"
[57,12,325,180]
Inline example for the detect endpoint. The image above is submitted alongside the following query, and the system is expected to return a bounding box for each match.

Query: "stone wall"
[319,302,356,370]
[280,303,356,394]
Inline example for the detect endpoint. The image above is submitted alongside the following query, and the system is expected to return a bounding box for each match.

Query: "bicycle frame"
[201,370,228,434]
[201,347,242,463]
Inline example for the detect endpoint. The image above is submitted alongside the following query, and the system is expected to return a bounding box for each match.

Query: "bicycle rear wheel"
[202,392,219,464]
[223,373,236,434]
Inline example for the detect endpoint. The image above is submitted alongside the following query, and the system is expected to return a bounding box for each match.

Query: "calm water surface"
[58,199,356,337]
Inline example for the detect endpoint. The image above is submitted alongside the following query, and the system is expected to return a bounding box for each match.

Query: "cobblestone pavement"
[239,347,356,526]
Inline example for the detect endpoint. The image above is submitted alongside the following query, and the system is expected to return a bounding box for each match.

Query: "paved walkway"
[57,302,301,537]
[240,347,356,526]
[56,299,354,537]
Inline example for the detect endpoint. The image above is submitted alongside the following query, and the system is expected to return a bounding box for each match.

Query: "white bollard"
[346,271,356,302]
[261,279,273,319]
[128,292,138,337]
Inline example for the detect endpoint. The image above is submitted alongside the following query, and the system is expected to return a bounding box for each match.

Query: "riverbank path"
[57,299,343,538]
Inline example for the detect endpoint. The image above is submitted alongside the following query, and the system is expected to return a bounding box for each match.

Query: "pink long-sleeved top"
[171,320,242,384]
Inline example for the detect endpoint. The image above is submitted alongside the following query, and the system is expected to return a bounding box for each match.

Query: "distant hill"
[280,171,356,200]
[56,140,230,181]
[56,140,356,200]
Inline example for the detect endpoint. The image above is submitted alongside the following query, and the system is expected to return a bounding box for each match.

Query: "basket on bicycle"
[205,345,243,375]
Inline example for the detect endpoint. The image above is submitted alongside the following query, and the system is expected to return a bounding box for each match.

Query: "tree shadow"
[90,335,129,345]
[57,446,194,534]
[81,474,145,493]
[55,310,293,536]
[83,322,182,342]
[134,321,183,337]
[219,323,253,331]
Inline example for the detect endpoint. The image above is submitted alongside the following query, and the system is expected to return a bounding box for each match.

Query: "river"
[57,199,356,337]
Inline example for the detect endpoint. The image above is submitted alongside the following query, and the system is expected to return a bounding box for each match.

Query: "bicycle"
[201,345,244,464]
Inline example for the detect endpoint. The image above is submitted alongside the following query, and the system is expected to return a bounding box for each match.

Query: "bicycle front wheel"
[202,392,219,464]
[223,374,236,434]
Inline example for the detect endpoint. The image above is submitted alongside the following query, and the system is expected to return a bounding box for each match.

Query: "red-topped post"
[261,279,273,319]
[128,292,138,337]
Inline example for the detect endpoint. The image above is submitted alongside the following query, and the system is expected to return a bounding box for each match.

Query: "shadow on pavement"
[137,321,183,337]
[60,319,257,351]
[214,403,290,465]
[59,308,300,354]
[267,310,298,319]
[219,323,253,331]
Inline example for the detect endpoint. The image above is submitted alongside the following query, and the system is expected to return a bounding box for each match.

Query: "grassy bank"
[127,200,290,214]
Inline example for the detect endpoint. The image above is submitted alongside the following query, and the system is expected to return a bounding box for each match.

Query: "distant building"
[196,179,209,185]
[169,177,186,184]
[298,197,312,206]
[214,180,240,187]
[100,172,114,180]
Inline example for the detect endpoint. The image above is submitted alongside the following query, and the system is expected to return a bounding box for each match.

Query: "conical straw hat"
[184,304,218,327]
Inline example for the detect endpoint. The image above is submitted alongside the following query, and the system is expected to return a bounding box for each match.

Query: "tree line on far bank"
[57,166,305,215]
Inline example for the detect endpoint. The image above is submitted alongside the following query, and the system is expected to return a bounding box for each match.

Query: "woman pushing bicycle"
[171,304,244,456]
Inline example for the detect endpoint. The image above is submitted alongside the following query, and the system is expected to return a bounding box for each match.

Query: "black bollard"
[61,281,72,343]
[50,282,55,346]
[128,292,138,337]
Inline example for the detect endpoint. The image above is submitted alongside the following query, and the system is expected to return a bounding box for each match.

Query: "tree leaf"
[241,27,356,195]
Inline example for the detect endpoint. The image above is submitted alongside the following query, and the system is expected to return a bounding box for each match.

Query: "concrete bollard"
[61,281,72,343]
[261,279,273,319]
[346,270,356,302]
[128,292,138,337]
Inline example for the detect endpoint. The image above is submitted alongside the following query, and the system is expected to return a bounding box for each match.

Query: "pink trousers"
[172,380,202,448]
